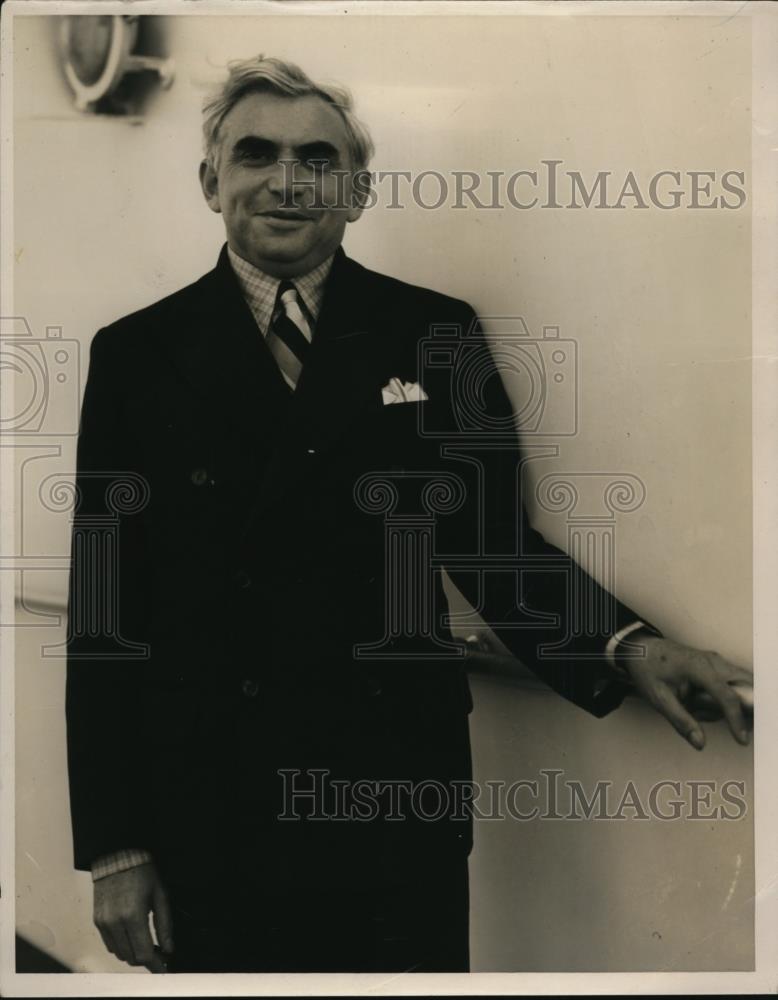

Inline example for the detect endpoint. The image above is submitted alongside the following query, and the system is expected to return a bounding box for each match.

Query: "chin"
[252,238,312,263]
[268,247,312,263]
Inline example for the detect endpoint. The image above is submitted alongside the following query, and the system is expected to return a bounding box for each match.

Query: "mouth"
[257,210,315,225]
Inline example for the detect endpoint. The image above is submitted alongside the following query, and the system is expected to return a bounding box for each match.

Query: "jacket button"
[190,467,208,486]
[234,570,251,589]
[241,678,259,699]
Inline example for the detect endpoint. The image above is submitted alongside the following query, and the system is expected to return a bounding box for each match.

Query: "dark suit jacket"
[66,245,638,893]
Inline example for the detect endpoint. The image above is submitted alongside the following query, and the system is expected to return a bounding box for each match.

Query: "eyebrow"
[230,136,342,164]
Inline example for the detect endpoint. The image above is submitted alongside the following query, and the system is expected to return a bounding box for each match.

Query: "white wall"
[12,10,753,972]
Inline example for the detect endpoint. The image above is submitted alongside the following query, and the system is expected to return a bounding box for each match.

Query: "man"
[66,56,753,974]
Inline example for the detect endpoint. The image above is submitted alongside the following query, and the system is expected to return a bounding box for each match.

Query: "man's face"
[200,91,363,277]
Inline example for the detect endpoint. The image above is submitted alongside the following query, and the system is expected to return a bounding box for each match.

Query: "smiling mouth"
[258,211,314,223]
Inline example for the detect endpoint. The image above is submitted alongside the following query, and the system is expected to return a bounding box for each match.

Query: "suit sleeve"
[66,329,153,870]
[437,307,654,718]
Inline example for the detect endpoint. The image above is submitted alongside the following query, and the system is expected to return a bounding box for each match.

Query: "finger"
[726,665,755,684]
[693,686,753,717]
[145,950,168,974]
[711,654,753,685]
[694,671,749,744]
[125,915,156,967]
[95,922,119,959]
[731,682,754,712]
[152,884,175,954]
[646,681,706,750]
[112,922,139,966]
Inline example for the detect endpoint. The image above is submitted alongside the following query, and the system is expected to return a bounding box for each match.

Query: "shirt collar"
[227,245,335,337]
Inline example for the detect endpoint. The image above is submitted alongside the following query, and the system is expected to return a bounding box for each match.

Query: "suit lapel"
[256,247,394,511]
[162,244,396,513]
[161,245,293,458]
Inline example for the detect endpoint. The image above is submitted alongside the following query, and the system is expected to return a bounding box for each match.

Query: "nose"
[266,157,299,206]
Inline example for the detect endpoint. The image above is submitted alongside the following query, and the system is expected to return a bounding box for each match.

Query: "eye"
[243,150,275,167]
[231,141,278,167]
[302,158,331,173]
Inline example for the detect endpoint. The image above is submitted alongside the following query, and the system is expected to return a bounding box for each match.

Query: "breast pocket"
[370,400,433,465]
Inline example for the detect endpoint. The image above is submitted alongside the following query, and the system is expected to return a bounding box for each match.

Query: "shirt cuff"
[91,849,154,881]
[605,620,649,666]
[605,620,663,678]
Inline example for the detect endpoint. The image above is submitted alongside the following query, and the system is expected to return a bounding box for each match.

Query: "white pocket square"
[381,377,429,404]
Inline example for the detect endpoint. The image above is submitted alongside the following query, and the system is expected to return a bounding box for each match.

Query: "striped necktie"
[266,280,313,391]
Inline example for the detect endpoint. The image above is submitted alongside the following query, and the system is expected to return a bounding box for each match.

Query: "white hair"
[202,55,375,173]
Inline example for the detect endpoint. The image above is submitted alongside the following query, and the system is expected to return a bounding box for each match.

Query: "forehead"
[219,91,351,151]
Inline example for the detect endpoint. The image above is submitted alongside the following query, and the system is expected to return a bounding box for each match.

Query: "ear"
[199,159,221,213]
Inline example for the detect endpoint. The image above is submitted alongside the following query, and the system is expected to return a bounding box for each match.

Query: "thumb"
[151,881,175,954]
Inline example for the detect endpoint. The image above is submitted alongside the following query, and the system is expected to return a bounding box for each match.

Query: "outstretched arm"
[436,306,753,743]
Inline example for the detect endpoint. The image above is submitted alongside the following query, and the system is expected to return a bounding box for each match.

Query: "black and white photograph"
[1,0,776,994]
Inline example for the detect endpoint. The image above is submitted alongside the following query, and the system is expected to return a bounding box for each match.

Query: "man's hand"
[624,634,753,750]
[93,863,174,971]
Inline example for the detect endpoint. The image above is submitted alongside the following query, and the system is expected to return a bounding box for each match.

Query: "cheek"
[226,186,253,212]
[320,175,351,210]
[316,210,348,234]
[220,172,257,210]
